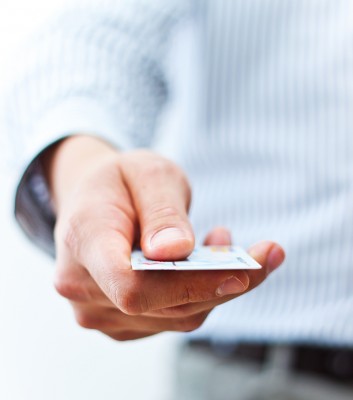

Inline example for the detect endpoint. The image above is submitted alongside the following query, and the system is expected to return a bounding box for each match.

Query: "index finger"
[146,240,285,318]
[65,217,250,314]
[74,230,283,316]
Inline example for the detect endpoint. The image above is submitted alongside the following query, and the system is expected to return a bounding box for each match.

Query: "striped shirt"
[5,0,353,346]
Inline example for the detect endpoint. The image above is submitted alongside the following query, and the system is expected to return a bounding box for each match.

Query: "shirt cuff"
[15,96,134,256]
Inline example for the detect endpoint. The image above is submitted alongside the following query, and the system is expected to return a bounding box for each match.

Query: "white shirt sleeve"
[5,0,190,255]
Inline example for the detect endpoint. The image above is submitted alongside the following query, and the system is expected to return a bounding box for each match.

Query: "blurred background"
[0,1,177,399]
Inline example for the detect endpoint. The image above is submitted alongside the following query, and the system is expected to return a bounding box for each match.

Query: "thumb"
[120,151,195,260]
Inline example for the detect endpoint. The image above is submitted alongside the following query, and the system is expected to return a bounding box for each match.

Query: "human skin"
[43,135,285,341]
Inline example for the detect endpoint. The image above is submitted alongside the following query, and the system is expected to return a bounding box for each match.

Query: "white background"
[0,1,178,399]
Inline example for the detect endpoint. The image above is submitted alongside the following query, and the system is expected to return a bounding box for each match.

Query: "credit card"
[131,245,262,270]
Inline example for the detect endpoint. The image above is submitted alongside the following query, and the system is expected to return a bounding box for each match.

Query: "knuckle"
[175,283,213,306]
[148,204,183,222]
[117,291,146,316]
[143,158,176,178]
[141,157,190,193]
[75,312,97,330]
[143,207,191,238]
[157,304,192,318]
[179,284,199,304]
[175,314,207,332]
[54,272,87,301]
[110,278,148,316]
[109,331,135,342]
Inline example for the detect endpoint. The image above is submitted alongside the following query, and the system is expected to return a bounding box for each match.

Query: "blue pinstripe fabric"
[5,0,353,345]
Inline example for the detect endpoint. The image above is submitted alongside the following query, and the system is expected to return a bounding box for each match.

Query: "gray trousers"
[173,342,353,400]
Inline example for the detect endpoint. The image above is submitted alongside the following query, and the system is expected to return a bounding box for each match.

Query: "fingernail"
[216,276,247,297]
[267,246,285,272]
[150,227,189,249]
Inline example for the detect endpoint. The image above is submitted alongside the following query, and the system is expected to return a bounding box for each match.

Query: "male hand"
[45,135,285,341]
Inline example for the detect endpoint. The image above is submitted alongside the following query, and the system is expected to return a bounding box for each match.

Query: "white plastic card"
[131,245,262,270]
